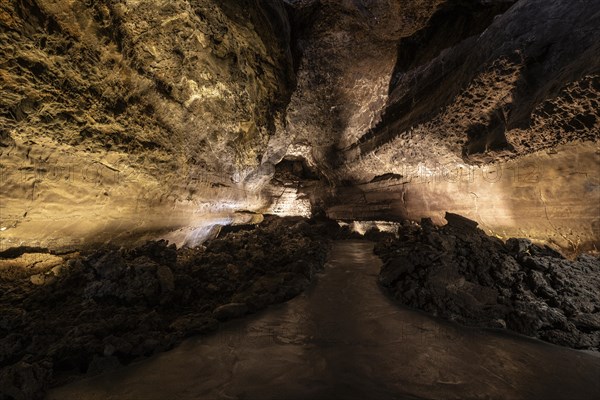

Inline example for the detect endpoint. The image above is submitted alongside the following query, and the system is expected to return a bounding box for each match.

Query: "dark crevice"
[390,0,516,84]
[463,108,514,157]
[284,1,320,75]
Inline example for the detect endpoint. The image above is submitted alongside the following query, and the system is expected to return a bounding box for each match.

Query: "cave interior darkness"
[0,0,599,399]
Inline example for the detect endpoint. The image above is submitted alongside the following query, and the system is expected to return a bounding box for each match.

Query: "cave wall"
[0,0,294,249]
[341,0,600,168]
[1,0,598,251]
[276,0,447,177]
[320,0,600,250]
[328,143,600,251]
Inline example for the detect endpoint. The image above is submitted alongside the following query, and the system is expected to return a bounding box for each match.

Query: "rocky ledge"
[0,216,330,400]
[375,213,600,351]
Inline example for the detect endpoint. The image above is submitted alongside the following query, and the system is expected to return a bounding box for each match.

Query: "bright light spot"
[183,219,230,247]
[265,187,312,217]
[340,220,400,236]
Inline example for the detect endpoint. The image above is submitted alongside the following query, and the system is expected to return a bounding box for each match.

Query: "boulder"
[444,212,479,231]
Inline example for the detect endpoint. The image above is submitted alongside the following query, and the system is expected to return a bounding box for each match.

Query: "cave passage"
[49,241,600,400]
[1,0,599,398]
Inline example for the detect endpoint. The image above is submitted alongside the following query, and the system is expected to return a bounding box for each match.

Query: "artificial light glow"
[340,220,401,236]
[265,187,312,217]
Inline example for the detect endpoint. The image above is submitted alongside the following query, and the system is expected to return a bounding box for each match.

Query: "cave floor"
[48,241,600,400]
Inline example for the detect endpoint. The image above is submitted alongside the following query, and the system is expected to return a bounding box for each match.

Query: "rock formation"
[376,213,600,351]
[0,0,599,396]
[1,0,294,249]
[0,216,331,399]
[301,0,600,251]
[1,0,598,251]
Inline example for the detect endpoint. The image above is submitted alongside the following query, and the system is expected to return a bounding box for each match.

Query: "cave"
[1,0,599,399]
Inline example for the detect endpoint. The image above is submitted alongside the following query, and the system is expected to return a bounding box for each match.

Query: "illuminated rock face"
[340,0,600,170]
[328,143,600,250]
[282,0,447,173]
[1,0,599,250]
[0,0,293,248]
[312,0,600,251]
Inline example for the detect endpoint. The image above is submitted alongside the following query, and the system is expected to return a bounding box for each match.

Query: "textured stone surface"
[0,0,294,249]
[375,214,600,351]
[327,142,600,251]
[1,0,598,250]
[311,0,600,251]
[342,0,600,168]
[280,0,445,174]
[0,216,331,399]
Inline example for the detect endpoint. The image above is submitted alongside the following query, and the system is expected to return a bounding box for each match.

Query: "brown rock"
[212,303,249,321]
[156,265,175,293]
[444,212,479,231]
